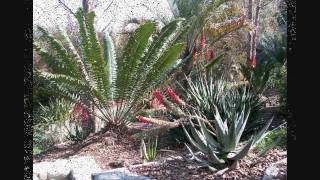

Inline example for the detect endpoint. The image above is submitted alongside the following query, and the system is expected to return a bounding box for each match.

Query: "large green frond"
[115,21,156,99]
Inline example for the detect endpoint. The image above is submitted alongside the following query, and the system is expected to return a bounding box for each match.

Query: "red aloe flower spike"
[210,50,215,60]
[165,87,185,106]
[250,56,256,69]
[152,90,165,105]
[200,31,206,50]
[192,48,198,62]
[137,115,150,124]
[205,49,210,63]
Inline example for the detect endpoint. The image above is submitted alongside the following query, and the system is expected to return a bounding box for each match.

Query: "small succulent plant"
[140,136,158,162]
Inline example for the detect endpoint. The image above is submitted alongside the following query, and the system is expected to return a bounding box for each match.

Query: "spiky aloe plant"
[140,136,158,162]
[33,8,186,129]
[184,74,263,134]
[181,106,273,170]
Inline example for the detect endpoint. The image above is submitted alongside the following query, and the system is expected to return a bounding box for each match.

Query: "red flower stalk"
[205,49,210,63]
[250,56,256,69]
[192,48,198,62]
[165,87,185,106]
[152,90,165,105]
[200,32,206,49]
[137,115,150,124]
[150,98,166,109]
[210,50,215,60]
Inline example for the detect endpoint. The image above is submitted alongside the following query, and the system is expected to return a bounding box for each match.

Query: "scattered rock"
[92,168,150,180]
[262,158,287,180]
[33,156,101,180]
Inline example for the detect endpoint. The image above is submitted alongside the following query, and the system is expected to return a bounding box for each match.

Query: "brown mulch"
[33,125,187,170]
[129,149,287,180]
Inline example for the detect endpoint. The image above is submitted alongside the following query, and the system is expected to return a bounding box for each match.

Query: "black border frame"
[24,0,33,179]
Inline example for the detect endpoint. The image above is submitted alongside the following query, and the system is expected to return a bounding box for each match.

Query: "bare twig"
[57,0,76,17]
[103,0,114,13]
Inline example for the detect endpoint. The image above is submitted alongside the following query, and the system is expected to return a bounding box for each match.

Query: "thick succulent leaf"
[253,116,274,146]
[185,143,208,164]
[182,123,208,154]
[213,106,229,142]
[189,120,208,150]
[227,138,254,161]
[235,107,251,145]
[207,145,225,164]
[198,117,221,149]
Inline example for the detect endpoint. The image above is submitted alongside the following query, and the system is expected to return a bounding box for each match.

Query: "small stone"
[109,160,125,168]
[38,172,47,180]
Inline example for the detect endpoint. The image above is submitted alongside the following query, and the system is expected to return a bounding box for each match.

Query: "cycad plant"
[33,8,186,129]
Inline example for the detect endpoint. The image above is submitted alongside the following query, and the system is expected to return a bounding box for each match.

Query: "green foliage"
[33,8,186,129]
[66,125,89,145]
[33,124,55,155]
[33,98,74,126]
[33,145,43,155]
[140,136,158,162]
[184,74,263,133]
[33,98,75,153]
[242,33,287,95]
[182,106,273,169]
[255,126,287,152]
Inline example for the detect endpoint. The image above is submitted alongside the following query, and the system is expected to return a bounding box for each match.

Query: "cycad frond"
[35,27,81,78]
[103,32,117,99]
[85,12,110,100]
[115,21,156,99]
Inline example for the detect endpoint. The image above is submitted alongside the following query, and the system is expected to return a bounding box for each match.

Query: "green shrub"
[33,98,74,126]
[33,124,55,155]
[255,126,287,151]
[33,98,75,153]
